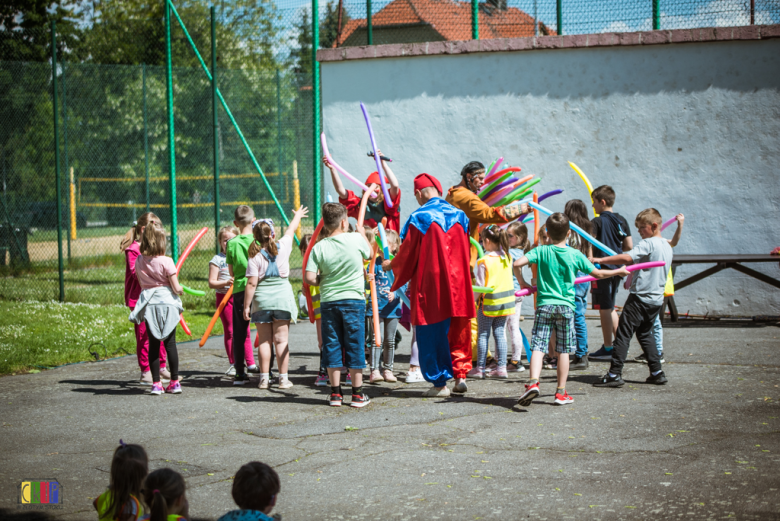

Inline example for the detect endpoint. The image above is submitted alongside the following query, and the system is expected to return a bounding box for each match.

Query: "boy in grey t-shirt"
[590,208,673,387]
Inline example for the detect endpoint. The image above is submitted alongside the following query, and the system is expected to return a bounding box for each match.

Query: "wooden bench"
[663,254,780,322]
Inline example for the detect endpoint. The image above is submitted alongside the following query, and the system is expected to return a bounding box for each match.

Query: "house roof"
[336,0,553,46]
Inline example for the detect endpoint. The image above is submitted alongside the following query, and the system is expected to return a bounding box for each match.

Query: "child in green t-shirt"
[226,204,259,384]
[513,212,629,407]
[305,202,372,408]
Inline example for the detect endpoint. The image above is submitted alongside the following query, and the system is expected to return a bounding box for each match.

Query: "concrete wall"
[319,36,780,315]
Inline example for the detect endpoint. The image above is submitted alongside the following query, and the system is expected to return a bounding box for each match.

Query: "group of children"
[94,441,280,521]
[121,148,683,407]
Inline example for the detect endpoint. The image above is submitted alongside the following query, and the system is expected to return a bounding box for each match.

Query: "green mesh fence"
[0,0,777,305]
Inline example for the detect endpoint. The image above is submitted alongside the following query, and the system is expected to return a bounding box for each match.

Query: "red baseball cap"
[365,171,389,187]
[413,173,442,195]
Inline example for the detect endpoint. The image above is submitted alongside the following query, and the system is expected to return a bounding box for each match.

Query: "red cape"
[390,222,475,326]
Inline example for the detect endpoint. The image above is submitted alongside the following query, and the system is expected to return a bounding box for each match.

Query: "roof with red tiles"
[336,0,554,46]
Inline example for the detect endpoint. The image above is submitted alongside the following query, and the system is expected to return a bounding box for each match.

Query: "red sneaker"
[554,391,574,405]
[517,382,540,406]
[329,393,343,407]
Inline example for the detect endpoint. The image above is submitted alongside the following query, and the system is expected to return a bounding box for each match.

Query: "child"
[129,222,184,396]
[588,185,633,361]
[369,229,406,384]
[468,225,515,379]
[635,213,684,364]
[227,205,259,386]
[300,233,328,386]
[218,462,280,521]
[304,202,373,408]
[514,213,629,406]
[323,148,402,232]
[592,209,674,386]
[564,199,594,371]
[209,225,257,376]
[121,213,169,386]
[94,441,148,521]
[140,469,188,521]
[506,221,530,372]
[244,207,309,390]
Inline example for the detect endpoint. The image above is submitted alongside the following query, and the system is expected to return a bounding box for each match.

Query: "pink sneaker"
[314,374,329,386]
[369,369,384,384]
[466,367,484,379]
[486,367,508,379]
[150,382,164,396]
[165,380,182,394]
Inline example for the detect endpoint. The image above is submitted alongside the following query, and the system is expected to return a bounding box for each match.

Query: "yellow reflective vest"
[478,254,516,317]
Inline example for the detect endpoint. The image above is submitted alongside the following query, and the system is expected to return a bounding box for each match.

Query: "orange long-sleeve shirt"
[446,185,509,266]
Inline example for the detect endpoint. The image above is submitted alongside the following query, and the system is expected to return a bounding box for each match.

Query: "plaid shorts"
[531,305,576,354]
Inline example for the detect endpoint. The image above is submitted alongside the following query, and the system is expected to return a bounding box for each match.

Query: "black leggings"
[148,325,178,383]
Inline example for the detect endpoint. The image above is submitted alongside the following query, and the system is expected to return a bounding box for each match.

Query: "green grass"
[0,246,305,375]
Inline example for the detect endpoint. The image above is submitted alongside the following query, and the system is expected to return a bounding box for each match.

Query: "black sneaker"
[594,373,625,387]
[646,372,668,385]
[329,393,343,407]
[233,373,250,386]
[635,353,666,364]
[570,356,589,371]
[350,392,371,408]
[543,355,557,370]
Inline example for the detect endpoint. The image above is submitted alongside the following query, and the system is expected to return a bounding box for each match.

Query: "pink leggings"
[217,293,256,366]
[132,311,166,373]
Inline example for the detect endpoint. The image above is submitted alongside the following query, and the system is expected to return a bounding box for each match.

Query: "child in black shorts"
[588,185,633,361]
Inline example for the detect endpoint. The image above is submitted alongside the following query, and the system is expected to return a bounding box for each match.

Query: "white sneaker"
[225,364,236,376]
[139,371,153,386]
[422,386,450,397]
[405,370,425,383]
[277,379,294,390]
[247,364,260,373]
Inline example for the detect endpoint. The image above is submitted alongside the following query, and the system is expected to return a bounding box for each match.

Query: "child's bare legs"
[272,320,290,376]
[599,309,619,346]
[528,350,545,381]
[556,348,569,389]
[327,368,363,388]
[257,323,274,373]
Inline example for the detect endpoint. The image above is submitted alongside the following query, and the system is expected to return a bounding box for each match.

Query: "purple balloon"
[537,189,563,204]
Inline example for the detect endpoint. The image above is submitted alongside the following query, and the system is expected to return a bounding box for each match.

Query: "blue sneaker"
[588,345,614,361]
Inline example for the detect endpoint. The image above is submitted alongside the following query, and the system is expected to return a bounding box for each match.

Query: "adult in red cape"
[323,149,402,232]
[382,173,475,396]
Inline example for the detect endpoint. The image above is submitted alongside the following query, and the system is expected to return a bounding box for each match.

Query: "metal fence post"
[367,0,373,45]
[51,20,65,302]
[652,0,660,30]
[165,0,178,262]
[61,62,71,262]
[211,6,221,252]
[557,0,563,35]
[750,0,755,25]
[472,0,479,39]
[276,68,283,205]
[143,63,150,212]
[312,0,322,225]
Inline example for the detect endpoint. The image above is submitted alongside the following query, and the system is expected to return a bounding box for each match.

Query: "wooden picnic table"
[663,254,780,322]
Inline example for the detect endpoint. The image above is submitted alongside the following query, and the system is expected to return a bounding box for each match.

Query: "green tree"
[0,0,83,62]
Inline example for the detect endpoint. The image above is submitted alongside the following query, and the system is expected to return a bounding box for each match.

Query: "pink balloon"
[661,216,677,232]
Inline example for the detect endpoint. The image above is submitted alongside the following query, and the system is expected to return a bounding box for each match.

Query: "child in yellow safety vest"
[468,225,515,379]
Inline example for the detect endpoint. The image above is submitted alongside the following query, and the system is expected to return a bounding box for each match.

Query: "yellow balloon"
[569,161,598,217]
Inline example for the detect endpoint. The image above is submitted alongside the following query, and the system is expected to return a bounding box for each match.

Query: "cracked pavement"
[1,319,779,520]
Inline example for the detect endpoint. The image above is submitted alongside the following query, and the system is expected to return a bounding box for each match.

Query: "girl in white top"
[244,206,308,390]
[208,225,258,376]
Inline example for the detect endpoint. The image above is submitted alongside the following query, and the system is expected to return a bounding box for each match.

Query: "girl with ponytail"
[122,213,170,386]
[244,207,309,390]
[469,225,515,379]
[142,469,188,521]
[505,221,532,371]
[94,441,148,521]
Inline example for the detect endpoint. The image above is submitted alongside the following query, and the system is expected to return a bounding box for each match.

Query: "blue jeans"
[321,299,366,369]
[652,314,663,356]
[415,318,454,387]
[574,281,590,358]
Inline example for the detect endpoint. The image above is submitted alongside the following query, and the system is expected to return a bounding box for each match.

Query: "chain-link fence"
[1,0,778,305]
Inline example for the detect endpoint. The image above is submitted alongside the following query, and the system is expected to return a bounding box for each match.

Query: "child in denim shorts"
[513,213,628,406]
[305,202,373,408]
